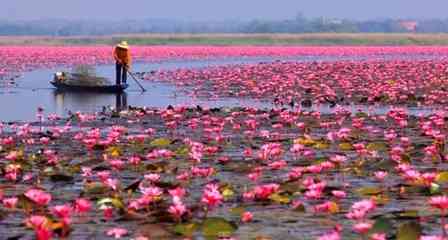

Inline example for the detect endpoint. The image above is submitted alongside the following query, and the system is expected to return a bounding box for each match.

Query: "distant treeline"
[2,16,448,35]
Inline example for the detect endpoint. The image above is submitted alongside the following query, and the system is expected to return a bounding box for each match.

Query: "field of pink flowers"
[1,46,448,239]
[1,45,448,76]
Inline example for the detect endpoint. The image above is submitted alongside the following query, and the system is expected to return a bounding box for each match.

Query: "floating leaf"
[138,224,176,239]
[221,186,235,200]
[294,137,316,147]
[396,221,421,240]
[269,193,291,204]
[369,217,393,235]
[97,197,125,209]
[313,141,330,150]
[175,146,190,157]
[50,221,65,231]
[436,172,448,184]
[145,163,167,173]
[401,154,411,164]
[372,194,390,205]
[367,142,388,151]
[83,182,109,196]
[255,237,273,240]
[229,207,245,216]
[174,223,199,237]
[430,183,441,195]
[150,138,172,147]
[395,210,420,220]
[339,142,354,151]
[49,173,74,182]
[327,201,339,214]
[106,146,122,158]
[356,186,383,196]
[280,182,302,194]
[202,217,237,239]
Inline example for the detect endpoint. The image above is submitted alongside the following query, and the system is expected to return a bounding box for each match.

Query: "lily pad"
[83,182,109,196]
[221,185,235,200]
[150,138,172,147]
[294,137,314,146]
[394,210,420,220]
[49,173,74,182]
[436,172,448,184]
[339,142,354,151]
[367,142,389,151]
[229,207,245,216]
[106,146,122,157]
[97,197,125,210]
[202,217,237,239]
[174,223,199,237]
[269,193,291,204]
[356,186,383,196]
[369,217,393,234]
[175,146,190,157]
[313,141,330,150]
[396,221,421,240]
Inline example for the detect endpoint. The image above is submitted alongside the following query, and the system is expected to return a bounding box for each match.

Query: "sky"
[2,0,448,21]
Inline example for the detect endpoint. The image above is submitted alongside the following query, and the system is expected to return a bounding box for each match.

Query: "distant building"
[399,20,418,32]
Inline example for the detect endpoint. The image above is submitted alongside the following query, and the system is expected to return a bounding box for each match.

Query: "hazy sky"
[2,0,448,21]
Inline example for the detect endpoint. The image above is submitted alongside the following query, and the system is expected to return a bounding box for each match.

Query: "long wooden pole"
[126,70,146,92]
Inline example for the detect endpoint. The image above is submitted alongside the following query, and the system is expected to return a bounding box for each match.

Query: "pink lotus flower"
[201,184,223,209]
[331,190,347,199]
[317,231,341,240]
[168,201,187,221]
[251,183,280,200]
[353,221,373,234]
[374,171,388,181]
[74,198,92,214]
[429,196,448,211]
[3,197,18,209]
[169,187,186,199]
[51,204,72,224]
[420,236,446,240]
[106,227,128,239]
[346,199,376,220]
[24,189,51,206]
[241,211,253,223]
[370,233,386,240]
[26,215,52,240]
[102,206,114,220]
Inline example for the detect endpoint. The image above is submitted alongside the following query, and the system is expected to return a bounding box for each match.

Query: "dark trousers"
[115,62,127,85]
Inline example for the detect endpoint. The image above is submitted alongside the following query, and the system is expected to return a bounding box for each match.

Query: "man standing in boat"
[113,41,132,86]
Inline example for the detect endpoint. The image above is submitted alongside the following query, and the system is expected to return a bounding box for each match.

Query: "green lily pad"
[97,197,125,210]
[229,207,245,216]
[269,193,291,204]
[49,173,74,182]
[436,172,448,184]
[356,186,383,196]
[369,217,393,234]
[280,182,302,194]
[313,141,330,150]
[202,217,237,239]
[339,142,354,151]
[150,138,172,147]
[394,210,420,220]
[175,146,190,157]
[174,222,199,237]
[83,182,109,196]
[396,221,421,240]
[367,142,389,151]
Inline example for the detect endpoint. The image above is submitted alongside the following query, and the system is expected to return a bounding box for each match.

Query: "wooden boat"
[51,72,128,93]
[51,81,128,93]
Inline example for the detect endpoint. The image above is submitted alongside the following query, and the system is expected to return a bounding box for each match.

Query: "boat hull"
[51,81,128,93]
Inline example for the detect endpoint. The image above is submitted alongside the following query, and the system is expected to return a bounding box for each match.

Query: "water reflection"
[53,90,128,114]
